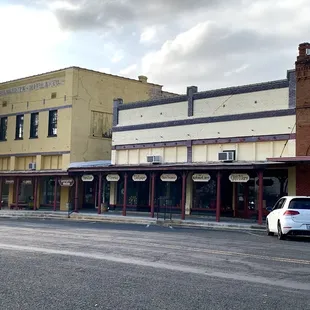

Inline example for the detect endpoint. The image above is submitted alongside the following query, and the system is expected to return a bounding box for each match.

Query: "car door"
[268,198,285,232]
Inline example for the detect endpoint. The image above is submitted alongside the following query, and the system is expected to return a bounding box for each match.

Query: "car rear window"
[289,198,310,210]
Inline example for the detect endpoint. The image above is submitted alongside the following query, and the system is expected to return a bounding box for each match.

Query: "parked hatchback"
[266,196,310,240]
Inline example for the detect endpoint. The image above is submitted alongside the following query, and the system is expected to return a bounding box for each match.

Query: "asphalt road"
[0,219,309,310]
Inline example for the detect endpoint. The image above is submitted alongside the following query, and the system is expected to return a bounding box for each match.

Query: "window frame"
[0,117,8,141]
[29,112,39,139]
[48,110,58,137]
[15,114,24,140]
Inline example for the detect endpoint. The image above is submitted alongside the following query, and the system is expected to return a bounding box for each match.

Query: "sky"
[0,0,309,93]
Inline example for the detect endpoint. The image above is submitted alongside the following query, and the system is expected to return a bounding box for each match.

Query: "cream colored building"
[0,67,173,211]
[94,69,296,223]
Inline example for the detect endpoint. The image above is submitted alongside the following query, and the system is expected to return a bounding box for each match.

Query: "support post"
[181,172,186,220]
[216,172,221,222]
[53,177,58,211]
[33,177,38,211]
[98,174,102,214]
[15,177,19,209]
[94,177,98,209]
[150,173,155,218]
[244,182,249,219]
[258,170,264,225]
[122,173,128,216]
[74,176,79,212]
[233,183,238,218]
[0,177,2,210]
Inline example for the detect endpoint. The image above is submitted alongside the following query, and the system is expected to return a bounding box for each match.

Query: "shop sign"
[229,173,250,183]
[106,174,120,182]
[160,174,177,182]
[81,174,94,182]
[5,179,14,185]
[192,173,211,182]
[22,180,32,185]
[58,178,75,187]
[132,174,147,182]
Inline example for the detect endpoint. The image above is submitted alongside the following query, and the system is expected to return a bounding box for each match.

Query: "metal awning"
[68,161,287,173]
[0,170,68,177]
[267,156,310,163]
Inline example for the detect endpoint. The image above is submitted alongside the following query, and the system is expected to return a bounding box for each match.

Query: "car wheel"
[266,220,274,236]
[277,222,286,240]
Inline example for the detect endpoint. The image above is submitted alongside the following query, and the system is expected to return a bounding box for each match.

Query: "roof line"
[0,66,163,88]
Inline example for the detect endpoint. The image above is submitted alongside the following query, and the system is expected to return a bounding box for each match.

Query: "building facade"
[0,67,173,211]
[69,66,297,223]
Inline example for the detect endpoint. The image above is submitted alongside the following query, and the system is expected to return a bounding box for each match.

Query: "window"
[0,117,7,141]
[289,198,310,210]
[15,114,24,139]
[30,112,39,138]
[90,111,112,138]
[51,92,57,99]
[48,110,57,136]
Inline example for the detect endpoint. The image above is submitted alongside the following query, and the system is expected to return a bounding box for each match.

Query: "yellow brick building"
[0,67,172,211]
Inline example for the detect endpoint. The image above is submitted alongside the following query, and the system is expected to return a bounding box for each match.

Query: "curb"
[0,212,265,232]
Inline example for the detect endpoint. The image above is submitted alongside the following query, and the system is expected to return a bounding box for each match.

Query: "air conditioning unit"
[218,151,235,162]
[147,155,162,164]
[28,162,36,170]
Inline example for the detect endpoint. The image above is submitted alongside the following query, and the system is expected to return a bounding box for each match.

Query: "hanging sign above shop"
[5,179,14,185]
[192,173,211,182]
[81,175,94,182]
[58,178,75,187]
[106,174,120,182]
[160,174,177,182]
[132,174,147,182]
[229,173,250,183]
[22,180,32,185]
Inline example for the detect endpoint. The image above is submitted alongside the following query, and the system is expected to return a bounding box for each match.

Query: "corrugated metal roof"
[68,160,112,169]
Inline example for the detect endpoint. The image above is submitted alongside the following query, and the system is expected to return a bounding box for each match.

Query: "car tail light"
[283,210,300,216]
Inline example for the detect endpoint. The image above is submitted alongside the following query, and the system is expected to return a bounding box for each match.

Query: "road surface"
[0,218,309,310]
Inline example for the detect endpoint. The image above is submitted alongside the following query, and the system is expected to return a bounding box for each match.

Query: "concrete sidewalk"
[0,210,265,231]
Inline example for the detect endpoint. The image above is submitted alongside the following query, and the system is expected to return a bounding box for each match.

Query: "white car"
[266,196,310,240]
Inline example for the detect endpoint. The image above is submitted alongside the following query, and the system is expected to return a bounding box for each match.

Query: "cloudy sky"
[0,0,309,93]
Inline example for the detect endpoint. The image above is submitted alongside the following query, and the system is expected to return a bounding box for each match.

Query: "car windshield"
[289,198,310,210]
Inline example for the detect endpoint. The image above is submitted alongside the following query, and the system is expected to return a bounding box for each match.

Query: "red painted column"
[258,171,264,225]
[74,176,79,212]
[216,172,221,222]
[33,177,38,211]
[0,177,3,210]
[122,173,128,216]
[181,172,186,220]
[244,183,249,219]
[53,177,58,211]
[233,183,238,218]
[15,177,19,209]
[98,174,102,214]
[150,173,155,218]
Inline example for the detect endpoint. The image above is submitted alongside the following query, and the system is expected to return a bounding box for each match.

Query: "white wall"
[117,88,289,126]
[193,88,288,118]
[113,115,295,146]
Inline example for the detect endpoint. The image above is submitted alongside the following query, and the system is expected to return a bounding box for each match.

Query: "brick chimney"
[295,42,310,156]
[295,42,310,195]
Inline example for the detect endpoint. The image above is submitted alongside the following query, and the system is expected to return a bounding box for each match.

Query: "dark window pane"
[289,198,310,210]
[30,113,39,138]
[0,117,7,141]
[48,110,58,136]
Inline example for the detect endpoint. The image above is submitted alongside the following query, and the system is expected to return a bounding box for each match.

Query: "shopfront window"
[41,177,60,205]
[193,179,217,210]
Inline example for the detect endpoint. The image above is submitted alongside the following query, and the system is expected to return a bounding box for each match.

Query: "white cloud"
[111,50,124,63]
[120,64,137,76]
[48,1,79,10]
[140,26,157,44]
[0,4,69,82]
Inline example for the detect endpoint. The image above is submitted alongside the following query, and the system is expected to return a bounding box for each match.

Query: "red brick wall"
[296,43,310,195]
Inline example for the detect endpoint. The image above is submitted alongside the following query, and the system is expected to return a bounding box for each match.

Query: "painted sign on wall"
[132,174,147,182]
[0,78,65,96]
[81,175,94,182]
[160,174,177,182]
[229,174,250,183]
[106,174,120,182]
[58,178,75,187]
[192,173,211,182]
